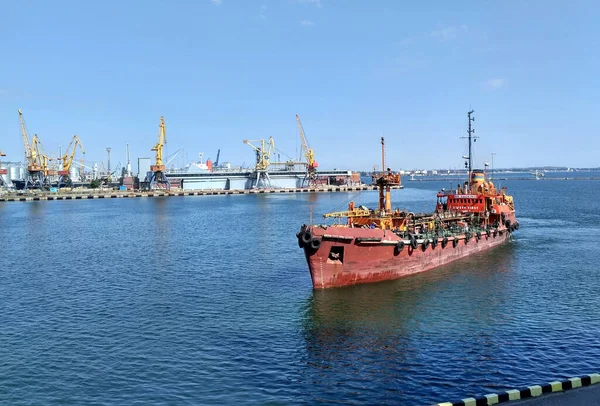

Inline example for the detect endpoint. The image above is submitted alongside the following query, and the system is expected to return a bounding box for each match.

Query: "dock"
[0,185,403,203]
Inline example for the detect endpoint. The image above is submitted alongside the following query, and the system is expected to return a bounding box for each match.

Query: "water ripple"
[1,181,600,405]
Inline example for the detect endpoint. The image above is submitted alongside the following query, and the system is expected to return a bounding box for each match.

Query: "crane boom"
[243,138,274,171]
[18,109,33,163]
[29,134,47,173]
[295,114,318,184]
[59,135,85,175]
[151,116,167,172]
[295,114,313,166]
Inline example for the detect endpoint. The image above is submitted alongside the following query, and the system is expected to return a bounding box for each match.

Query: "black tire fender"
[441,237,448,248]
[297,233,304,248]
[452,238,459,248]
[309,238,321,250]
[422,239,430,250]
[410,236,418,249]
[394,240,405,255]
[301,230,313,244]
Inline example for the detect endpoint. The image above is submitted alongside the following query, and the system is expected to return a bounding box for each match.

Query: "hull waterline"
[301,224,514,289]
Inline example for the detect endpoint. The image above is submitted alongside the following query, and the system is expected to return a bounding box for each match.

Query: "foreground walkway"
[435,373,600,406]
[515,383,600,405]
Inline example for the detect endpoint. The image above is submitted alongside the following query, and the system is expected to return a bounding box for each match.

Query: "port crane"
[148,116,170,189]
[58,135,85,187]
[296,114,318,186]
[243,137,275,188]
[19,109,50,189]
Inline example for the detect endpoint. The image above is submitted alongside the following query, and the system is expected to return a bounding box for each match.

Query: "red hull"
[302,224,513,289]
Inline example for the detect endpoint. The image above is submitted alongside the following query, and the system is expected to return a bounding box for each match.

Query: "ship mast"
[379,137,385,212]
[373,137,400,215]
[462,109,478,190]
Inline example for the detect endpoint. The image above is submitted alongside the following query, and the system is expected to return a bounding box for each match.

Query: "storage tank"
[10,165,26,182]
[70,166,81,182]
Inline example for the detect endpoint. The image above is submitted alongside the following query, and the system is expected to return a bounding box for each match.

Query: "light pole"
[491,152,496,181]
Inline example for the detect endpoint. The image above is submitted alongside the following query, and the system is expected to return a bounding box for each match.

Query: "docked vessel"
[296,110,518,289]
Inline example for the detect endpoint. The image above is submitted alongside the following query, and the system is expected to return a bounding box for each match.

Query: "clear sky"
[1,0,598,172]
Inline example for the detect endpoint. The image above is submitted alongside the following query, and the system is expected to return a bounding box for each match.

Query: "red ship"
[297,110,518,289]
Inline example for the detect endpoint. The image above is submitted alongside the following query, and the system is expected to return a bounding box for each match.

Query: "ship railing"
[416,224,497,240]
[323,208,372,218]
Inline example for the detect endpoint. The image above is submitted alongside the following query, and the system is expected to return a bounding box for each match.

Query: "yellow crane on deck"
[243,137,275,188]
[148,116,170,189]
[58,135,85,186]
[296,114,318,186]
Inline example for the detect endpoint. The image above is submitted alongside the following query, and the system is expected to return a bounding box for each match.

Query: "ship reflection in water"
[300,243,516,404]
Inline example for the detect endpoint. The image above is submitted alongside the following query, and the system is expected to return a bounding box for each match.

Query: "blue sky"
[1,0,598,172]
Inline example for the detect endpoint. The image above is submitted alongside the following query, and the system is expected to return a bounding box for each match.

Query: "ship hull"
[301,224,513,289]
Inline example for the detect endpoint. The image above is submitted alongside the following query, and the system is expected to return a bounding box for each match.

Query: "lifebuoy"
[422,239,430,251]
[452,238,459,248]
[301,230,313,244]
[309,238,321,250]
[394,240,405,255]
[441,237,448,248]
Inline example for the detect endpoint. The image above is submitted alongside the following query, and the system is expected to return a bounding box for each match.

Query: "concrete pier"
[0,185,403,203]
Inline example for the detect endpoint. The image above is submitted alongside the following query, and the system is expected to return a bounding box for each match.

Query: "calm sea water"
[1,174,600,405]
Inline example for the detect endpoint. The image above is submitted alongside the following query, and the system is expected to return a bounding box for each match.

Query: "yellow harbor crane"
[243,137,275,188]
[296,114,318,186]
[58,135,85,186]
[19,109,51,189]
[148,116,170,189]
